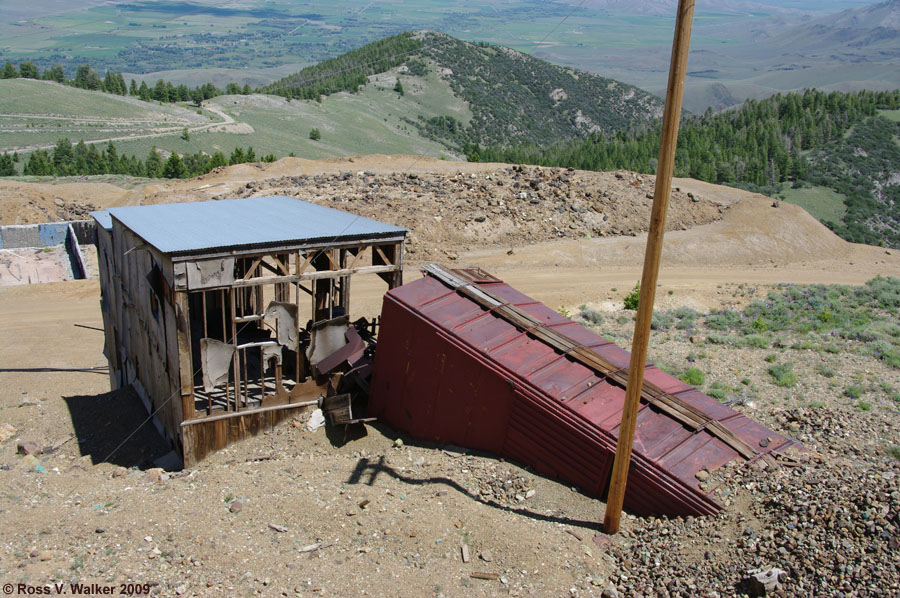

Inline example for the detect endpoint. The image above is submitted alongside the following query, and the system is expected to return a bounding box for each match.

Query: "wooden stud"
[374,244,392,266]
[603,0,696,535]
[241,257,262,281]
[230,288,240,412]
[174,291,195,421]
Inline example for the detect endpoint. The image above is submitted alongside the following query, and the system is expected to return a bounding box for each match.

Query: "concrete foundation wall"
[0,220,94,249]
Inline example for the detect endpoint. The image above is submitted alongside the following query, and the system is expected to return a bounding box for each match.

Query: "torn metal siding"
[369,269,797,517]
[104,196,407,256]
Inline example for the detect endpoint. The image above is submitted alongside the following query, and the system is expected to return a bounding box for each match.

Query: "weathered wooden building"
[92,196,406,466]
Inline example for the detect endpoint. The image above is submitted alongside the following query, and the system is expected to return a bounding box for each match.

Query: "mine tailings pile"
[369,265,801,517]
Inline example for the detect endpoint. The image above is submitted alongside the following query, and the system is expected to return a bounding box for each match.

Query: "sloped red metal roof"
[369,267,798,516]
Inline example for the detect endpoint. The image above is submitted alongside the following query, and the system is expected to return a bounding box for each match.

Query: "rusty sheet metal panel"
[369,271,796,517]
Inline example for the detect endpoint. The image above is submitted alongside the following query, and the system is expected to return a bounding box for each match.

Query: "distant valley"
[0,0,896,111]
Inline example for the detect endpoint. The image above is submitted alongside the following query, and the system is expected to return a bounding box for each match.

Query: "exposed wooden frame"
[174,291,195,421]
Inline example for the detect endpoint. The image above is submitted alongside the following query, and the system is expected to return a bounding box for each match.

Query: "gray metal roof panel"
[105,196,407,254]
[91,210,113,231]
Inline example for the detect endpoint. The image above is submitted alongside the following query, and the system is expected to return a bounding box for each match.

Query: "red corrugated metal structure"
[369,265,799,517]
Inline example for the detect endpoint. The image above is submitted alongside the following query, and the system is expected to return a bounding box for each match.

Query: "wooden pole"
[603,0,696,535]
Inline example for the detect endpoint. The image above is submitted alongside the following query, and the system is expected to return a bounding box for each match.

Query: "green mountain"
[264,31,663,148]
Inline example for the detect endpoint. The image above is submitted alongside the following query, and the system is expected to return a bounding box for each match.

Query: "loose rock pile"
[217,166,723,261]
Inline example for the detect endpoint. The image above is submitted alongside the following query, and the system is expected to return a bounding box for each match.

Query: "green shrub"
[815,364,835,378]
[671,306,700,320]
[706,333,733,345]
[843,384,866,399]
[742,334,770,349]
[309,128,322,141]
[707,381,727,401]
[651,311,675,330]
[890,445,900,460]
[623,283,641,310]
[707,388,726,401]
[578,306,604,326]
[857,401,872,412]
[679,367,705,386]
[764,353,777,363]
[768,362,798,387]
[809,401,824,409]
[706,310,741,331]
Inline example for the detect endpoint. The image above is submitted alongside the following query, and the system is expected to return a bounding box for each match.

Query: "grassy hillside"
[0,32,660,165]
[265,31,663,148]
[0,79,210,152]
[0,73,461,165]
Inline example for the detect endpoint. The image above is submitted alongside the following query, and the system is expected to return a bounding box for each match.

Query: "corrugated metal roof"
[105,196,407,255]
[370,268,799,517]
[91,210,113,231]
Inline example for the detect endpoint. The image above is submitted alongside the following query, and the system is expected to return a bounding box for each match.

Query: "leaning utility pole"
[603,0,696,534]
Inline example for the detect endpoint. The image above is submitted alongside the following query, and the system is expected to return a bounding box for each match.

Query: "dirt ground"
[0,157,898,597]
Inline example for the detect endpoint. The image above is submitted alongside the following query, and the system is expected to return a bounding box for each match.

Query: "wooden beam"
[374,244,393,266]
[174,292,195,421]
[604,0,696,535]
[230,289,240,412]
[347,246,370,270]
[230,264,401,287]
[297,251,314,276]
[181,399,319,426]
[169,235,407,263]
[241,257,263,281]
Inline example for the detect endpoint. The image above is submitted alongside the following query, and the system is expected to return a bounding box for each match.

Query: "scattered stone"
[461,544,470,563]
[393,438,404,448]
[745,567,787,596]
[0,423,17,443]
[441,444,467,458]
[592,534,611,550]
[479,549,493,562]
[268,523,288,533]
[142,468,165,483]
[229,500,243,513]
[695,469,711,482]
[17,440,40,456]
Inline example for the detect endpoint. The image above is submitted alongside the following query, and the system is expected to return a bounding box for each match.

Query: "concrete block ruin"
[0,220,93,285]
[92,196,406,466]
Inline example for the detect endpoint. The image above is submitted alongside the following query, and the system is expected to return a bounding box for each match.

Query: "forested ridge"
[262,33,424,100]
[468,89,900,248]
[0,140,275,180]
